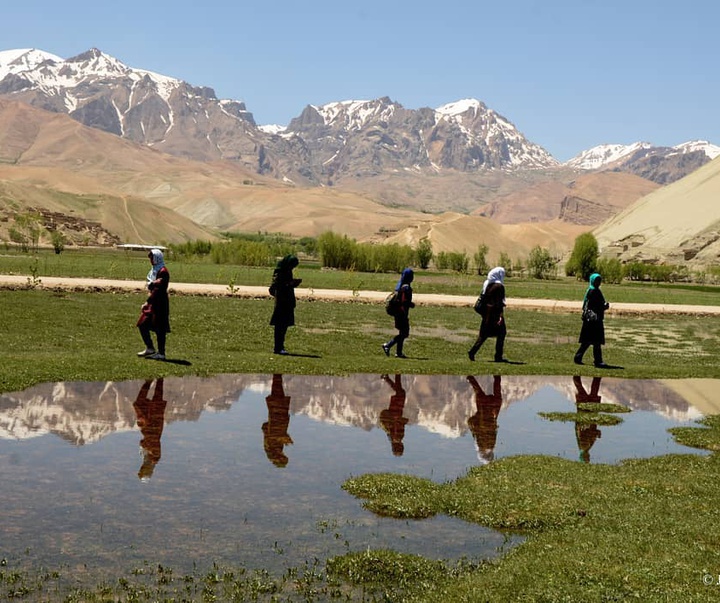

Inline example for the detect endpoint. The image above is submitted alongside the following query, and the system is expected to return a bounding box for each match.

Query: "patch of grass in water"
[340,416,720,601]
[538,411,624,425]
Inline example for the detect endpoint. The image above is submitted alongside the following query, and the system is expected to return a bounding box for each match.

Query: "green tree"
[415,238,433,269]
[498,252,513,277]
[566,233,599,280]
[50,230,66,254]
[473,244,489,275]
[527,246,557,279]
[12,212,44,253]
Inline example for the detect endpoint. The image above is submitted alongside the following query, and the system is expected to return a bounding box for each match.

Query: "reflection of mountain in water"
[0,375,708,444]
[0,375,257,444]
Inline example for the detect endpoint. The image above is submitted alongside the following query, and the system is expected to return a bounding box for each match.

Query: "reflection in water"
[575,422,602,464]
[133,378,167,480]
[380,374,409,456]
[467,375,502,464]
[574,376,602,403]
[0,373,716,583]
[262,374,293,467]
[573,376,603,463]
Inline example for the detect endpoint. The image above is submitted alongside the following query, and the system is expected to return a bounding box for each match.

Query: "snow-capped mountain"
[566,141,720,170]
[0,48,559,184]
[274,96,558,183]
[0,47,262,168]
[2,47,715,190]
[565,142,654,170]
[565,140,720,185]
[434,99,558,168]
[671,140,720,159]
[0,375,697,444]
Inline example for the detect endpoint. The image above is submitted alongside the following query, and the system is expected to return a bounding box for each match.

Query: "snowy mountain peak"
[566,140,720,170]
[565,142,653,170]
[0,48,63,79]
[0,47,184,101]
[671,140,720,160]
[433,98,558,168]
[435,98,486,117]
[311,98,397,130]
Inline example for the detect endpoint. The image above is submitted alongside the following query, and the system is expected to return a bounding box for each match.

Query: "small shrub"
[597,257,623,284]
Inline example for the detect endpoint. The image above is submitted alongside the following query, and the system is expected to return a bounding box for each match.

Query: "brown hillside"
[594,156,720,265]
[473,171,659,224]
[0,98,599,256]
[378,212,588,259]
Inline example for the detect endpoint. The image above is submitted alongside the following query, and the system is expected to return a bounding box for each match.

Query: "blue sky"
[4,0,718,161]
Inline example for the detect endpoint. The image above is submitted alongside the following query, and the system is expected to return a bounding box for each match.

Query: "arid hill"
[594,156,720,266]
[0,98,638,258]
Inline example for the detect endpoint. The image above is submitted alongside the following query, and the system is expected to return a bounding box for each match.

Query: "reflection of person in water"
[573,375,602,463]
[133,378,167,480]
[380,374,409,456]
[467,375,502,464]
[262,374,293,467]
[573,375,602,403]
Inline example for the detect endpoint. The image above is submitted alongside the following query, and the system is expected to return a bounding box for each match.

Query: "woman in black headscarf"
[269,255,302,355]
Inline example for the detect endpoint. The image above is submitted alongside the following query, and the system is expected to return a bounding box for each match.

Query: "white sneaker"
[148,352,166,360]
[137,348,156,357]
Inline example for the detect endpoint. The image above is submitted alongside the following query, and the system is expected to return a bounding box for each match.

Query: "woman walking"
[468,266,507,362]
[137,248,170,360]
[382,267,415,359]
[574,272,610,368]
[269,255,302,355]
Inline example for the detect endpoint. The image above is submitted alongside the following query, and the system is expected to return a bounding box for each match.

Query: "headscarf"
[395,267,414,291]
[482,266,505,295]
[583,273,602,305]
[276,254,299,272]
[146,248,165,285]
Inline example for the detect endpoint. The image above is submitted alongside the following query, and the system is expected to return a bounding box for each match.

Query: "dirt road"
[1,274,719,316]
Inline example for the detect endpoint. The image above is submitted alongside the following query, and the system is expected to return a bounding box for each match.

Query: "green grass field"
[3,247,720,304]
[2,252,720,602]
[1,287,719,394]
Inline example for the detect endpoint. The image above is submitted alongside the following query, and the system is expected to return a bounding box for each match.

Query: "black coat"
[270,268,299,327]
[145,266,171,333]
[579,287,607,345]
[479,282,506,338]
[393,284,413,331]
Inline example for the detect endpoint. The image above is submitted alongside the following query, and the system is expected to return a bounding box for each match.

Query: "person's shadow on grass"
[276,352,321,358]
[151,357,192,366]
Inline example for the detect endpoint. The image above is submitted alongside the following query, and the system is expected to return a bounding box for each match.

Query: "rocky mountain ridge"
[3,47,714,191]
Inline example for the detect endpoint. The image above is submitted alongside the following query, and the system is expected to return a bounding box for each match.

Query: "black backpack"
[385,291,400,316]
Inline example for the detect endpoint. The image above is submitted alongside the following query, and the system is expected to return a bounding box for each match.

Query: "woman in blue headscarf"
[574,272,610,368]
[136,248,171,360]
[382,267,415,358]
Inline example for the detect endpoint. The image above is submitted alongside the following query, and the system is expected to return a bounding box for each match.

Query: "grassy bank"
[1,288,720,393]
